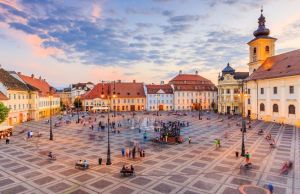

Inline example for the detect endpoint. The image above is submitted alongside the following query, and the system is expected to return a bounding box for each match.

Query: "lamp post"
[101,80,116,165]
[49,94,53,140]
[240,83,246,157]
[156,94,159,116]
[198,99,202,120]
[76,96,80,123]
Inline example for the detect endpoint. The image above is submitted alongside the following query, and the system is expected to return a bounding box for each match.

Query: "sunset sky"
[0,0,300,88]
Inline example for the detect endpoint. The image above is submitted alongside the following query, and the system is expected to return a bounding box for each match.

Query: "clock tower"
[248,8,277,75]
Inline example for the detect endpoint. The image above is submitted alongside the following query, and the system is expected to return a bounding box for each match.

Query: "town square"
[0,0,300,194]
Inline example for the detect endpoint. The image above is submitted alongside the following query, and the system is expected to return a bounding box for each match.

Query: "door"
[226,106,231,114]
[130,105,135,111]
[247,110,251,118]
[159,105,163,111]
[19,113,23,123]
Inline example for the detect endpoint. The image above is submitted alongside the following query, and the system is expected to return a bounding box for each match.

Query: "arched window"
[260,103,265,111]
[288,105,295,114]
[253,47,256,54]
[273,104,279,113]
[265,46,270,52]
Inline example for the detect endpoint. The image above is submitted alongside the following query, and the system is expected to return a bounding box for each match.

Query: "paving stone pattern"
[0,112,297,193]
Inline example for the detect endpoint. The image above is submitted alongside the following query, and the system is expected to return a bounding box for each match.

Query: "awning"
[0,126,13,132]
[92,107,109,110]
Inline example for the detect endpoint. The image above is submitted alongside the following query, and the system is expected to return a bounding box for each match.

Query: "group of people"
[122,146,145,159]
[76,159,89,168]
[0,128,12,140]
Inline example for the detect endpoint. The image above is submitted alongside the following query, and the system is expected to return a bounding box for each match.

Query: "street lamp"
[76,96,80,123]
[49,92,53,140]
[240,83,246,157]
[101,80,116,165]
[198,99,202,120]
[156,94,159,116]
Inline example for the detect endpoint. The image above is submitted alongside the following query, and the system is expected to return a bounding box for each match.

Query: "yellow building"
[0,68,39,125]
[218,63,249,115]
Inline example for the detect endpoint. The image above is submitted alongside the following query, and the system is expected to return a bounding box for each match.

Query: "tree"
[60,100,66,111]
[73,98,82,109]
[0,102,9,124]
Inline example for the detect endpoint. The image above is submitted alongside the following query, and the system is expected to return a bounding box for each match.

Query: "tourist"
[267,183,274,194]
[188,137,191,144]
[245,152,250,164]
[125,148,129,157]
[130,165,134,172]
[142,149,145,157]
[129,150,132,158]
[132,147,136,159]
[121,148,125,157]
[5,137,10,144]
[217,139,221,147]
[83,160,89,168]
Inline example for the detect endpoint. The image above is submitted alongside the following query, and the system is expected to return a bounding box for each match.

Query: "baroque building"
[244,9,300,126]
[169,71,217,111]
[218,63,249,114]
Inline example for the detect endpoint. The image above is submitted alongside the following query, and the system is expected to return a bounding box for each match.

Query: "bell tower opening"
[247,8,277,75]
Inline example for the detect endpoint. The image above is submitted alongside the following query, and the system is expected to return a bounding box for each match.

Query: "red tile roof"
[18,74,53,96]
[0,91,8,100]
[146,84,173,94]
[247,49,300,81]
[169,74,217,91]
[82,81,146,100]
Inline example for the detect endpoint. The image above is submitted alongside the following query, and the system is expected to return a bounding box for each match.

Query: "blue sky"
[0,0,300,87]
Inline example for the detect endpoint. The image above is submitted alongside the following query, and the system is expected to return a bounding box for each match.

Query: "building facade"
[169,71,217,111]
[57,87,72,108]
[82,80,146,112]
[244,9,300,127]
[218,63,249,115]
[71,82,94,103]
[145,83,174,111]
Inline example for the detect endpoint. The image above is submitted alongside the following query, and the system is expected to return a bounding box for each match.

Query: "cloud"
[161,24,191,34]
[168,15,202,23]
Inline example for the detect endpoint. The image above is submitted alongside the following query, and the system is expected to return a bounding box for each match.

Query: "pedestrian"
[217,139,221,147]
[214,139,218,148]
[142,149,145,157]
[188,137,191,144]
[121,148,125,157]
[132,147,136,159]
[245,152,250,164]
[5,137,9,144]
[125,148,129,158]
[267,183,274,194]
[129,150,132,158]
[165,134,168,142]
[27,131,30,138]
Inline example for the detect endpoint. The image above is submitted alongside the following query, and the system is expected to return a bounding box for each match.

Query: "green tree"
[0,102,9,124]
[73,98,82,109]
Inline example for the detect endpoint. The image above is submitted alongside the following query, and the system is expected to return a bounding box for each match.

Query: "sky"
[0,0,300,88]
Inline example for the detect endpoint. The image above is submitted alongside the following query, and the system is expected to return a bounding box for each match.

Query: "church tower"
[248,8,277,75]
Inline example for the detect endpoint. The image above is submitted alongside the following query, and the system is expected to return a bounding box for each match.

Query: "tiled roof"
[0,91,8,100]
[246,49,300,81]
[233,72,249,80]
[82,82,146,100]
[18,74,52,96]
[169,74,217,91]
[0,68,31,91]
[146,84,173,94]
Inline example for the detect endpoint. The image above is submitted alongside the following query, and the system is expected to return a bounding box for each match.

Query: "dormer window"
[127,92,130,95]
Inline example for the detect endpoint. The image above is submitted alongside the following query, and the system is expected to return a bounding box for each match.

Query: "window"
[265,46,269,52]
[248,98,250,105]
[260,88,264,94]
[253,47,256,54]
[260,103,265,111]
[289,86,294,94]
[247,89,250,94]
[273,87,277,94]
[273,104,279,113]
[288,105,295,114]
[226,89,230,94]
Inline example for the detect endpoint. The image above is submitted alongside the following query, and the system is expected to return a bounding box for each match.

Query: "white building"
[71,82,94,103]
[169,71,217,111]
[244,9,300,127]
[144,83,174,111]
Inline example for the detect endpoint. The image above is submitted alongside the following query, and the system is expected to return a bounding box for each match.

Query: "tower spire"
[253,7,270,37]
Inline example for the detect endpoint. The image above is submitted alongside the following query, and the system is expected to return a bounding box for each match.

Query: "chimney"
[179,70,182,74]
[133,80,136,83]
[160,81,164,85]
[17,72,21,75]
[195,70,198,75]
[31,74,34,78]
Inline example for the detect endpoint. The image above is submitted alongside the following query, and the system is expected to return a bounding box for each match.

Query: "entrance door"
[159,105,163,111]
[226,106,231,114]
[19,113,23,123]
[247,110,251,118]
[130,105,135,111]
[8,118,12,126]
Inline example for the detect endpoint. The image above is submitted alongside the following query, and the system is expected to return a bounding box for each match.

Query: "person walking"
[121,148,125,157]
[132,147,136,159]
[188,137,191,144]
[267,183,274,194]
[245,152,250,164]
[5,137,10,144]
[217,139,221,148]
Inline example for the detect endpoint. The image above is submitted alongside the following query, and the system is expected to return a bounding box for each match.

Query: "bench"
[75,163,89,170]
[120,169,135,177]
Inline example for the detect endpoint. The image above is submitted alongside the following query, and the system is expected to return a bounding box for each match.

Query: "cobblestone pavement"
[0,112,298,194]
